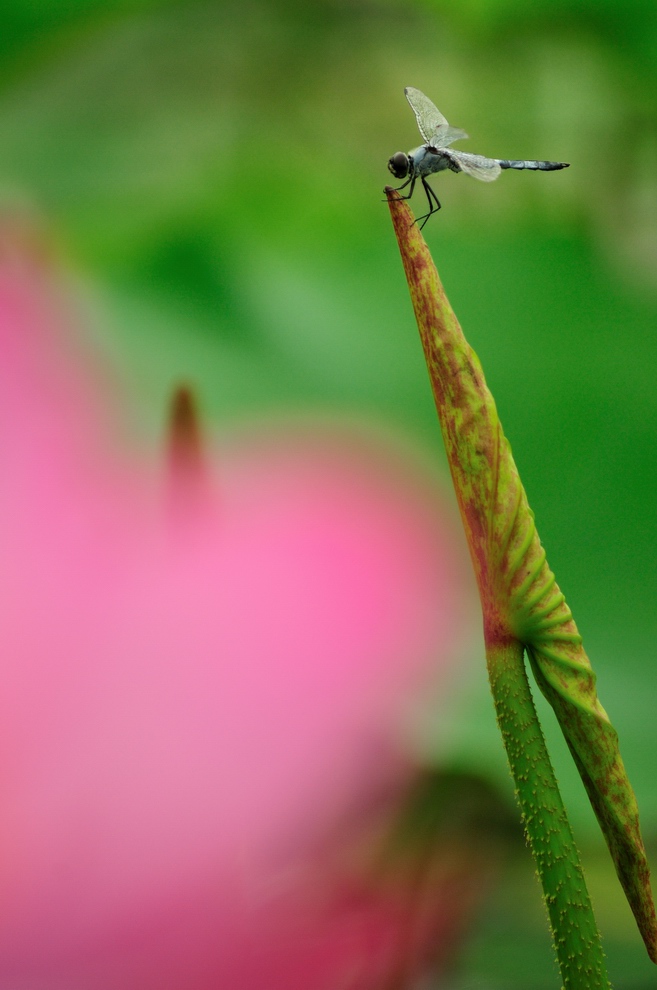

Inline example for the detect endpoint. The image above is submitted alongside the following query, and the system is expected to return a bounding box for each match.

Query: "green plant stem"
[487,637,611,990]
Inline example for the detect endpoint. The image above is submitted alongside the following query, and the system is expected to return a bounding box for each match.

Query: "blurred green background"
[1,0,656,985]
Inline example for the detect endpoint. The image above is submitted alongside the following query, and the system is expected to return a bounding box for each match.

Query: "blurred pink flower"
[0,232,467,988]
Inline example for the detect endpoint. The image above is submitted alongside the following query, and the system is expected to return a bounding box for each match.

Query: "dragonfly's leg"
[427,181,441,211]
[393,175,416,200]
[414,178,441,229]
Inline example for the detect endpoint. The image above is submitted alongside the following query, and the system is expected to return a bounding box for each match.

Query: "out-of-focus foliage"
[1,0,656,985]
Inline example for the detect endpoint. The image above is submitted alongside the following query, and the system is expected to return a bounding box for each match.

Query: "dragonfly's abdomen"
[498,159,569,171]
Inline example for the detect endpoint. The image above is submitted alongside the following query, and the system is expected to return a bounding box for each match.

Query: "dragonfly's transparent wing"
[437,126,469,148]
[404,87,449,145]
[446,150,502,182]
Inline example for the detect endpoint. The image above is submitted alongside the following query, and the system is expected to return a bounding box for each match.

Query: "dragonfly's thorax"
[408,145,452,177]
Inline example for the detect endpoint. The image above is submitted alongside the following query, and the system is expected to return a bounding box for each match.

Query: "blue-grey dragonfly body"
[388,87,569,228]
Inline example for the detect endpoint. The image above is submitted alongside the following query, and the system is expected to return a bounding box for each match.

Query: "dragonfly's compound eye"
[388,152,409,179]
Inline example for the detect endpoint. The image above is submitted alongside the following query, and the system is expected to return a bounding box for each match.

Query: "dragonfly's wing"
[404,87,449,145]
[434,126,469,148]
[445,150,502,182]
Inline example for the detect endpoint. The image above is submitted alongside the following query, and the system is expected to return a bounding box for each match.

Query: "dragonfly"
[388,87,569,228]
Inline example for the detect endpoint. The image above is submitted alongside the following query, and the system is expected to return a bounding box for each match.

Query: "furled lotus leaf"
[385,185,656,963]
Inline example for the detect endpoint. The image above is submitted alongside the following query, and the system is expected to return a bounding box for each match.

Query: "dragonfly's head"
[388,152,409,179]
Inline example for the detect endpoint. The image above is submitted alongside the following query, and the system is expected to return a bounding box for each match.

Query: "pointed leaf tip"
[168,384,205,478]
[166,384,217,521]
